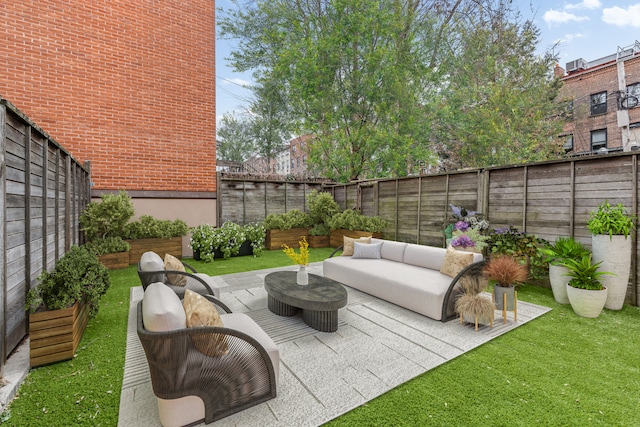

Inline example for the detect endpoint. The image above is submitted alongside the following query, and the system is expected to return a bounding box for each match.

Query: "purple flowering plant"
[451,234,475,248]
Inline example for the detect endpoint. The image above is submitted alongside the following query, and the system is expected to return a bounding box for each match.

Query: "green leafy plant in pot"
[539,236,590,304]
[587,200,635,310]
[559,253,612,318]
[483,255,528,316]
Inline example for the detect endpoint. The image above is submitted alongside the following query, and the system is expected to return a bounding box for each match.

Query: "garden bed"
[125,237,182,264]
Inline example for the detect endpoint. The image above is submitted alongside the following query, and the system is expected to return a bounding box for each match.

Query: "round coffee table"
[264,271,347,332]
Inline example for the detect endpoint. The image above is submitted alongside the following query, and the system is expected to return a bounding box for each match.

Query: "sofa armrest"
[441,259,488,322]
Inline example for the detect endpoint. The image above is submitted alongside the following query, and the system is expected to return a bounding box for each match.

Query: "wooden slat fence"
[1,98,91,367]
[219,153,640,307]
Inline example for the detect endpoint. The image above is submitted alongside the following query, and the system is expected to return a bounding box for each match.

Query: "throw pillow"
[183,289,229,357]
[440,246,475,278]
[164,253,187,287]
[352,241,383,259]
[342,235,372,256]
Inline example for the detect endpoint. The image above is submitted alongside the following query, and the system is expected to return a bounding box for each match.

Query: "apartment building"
[556,41,640,155]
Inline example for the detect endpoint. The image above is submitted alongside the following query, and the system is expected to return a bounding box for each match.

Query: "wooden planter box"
[126,237,183,265]
[29,300,89,367]
[329,229,382,248]
[308,235,330,248]
[265,228,309,250]
[98,251,130,269]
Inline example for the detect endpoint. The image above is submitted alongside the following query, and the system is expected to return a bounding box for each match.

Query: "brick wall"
[0,0,216,192]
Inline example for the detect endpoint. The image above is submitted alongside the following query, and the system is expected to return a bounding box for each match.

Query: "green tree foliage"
[431,5,564,170]
[216,114,255,162]
[219,0,564,180]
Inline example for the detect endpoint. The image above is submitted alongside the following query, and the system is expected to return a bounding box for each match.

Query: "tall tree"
[219,0,564,180]
[428,3,564,170]
[216,113,255,162]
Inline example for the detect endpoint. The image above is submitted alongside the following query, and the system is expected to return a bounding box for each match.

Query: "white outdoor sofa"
[323,238,485,321]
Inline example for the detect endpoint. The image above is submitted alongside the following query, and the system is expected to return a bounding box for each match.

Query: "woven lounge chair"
[137,251,219,298]
[138,283,279,426]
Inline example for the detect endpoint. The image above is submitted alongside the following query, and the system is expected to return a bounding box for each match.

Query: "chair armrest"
[202,294,233,314]
[182,261,198,273]
[328,245,343,258]
[441,259,488,322]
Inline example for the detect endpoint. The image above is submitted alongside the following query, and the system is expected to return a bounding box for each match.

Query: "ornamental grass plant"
[4,248,640,426]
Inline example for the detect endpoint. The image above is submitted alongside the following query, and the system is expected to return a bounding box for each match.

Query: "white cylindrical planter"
[548,264,571,304]
[566,284,608,318]
[591,234,631,310]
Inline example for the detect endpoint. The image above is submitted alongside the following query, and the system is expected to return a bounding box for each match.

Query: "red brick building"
[556,41,640,154]
[1,1,216,251]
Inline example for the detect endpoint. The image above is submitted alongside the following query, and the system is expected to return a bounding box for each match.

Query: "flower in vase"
[282,236,309,266]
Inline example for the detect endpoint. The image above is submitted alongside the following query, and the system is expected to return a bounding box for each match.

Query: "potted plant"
[443,204,490,243]
[307,190,340,248]
[587,200,635,310]
[327,209,387,248]
[122,215,189,264]
[539,236,590,304]
[282,236,310,285]
[454,263,494,331]
[559,253,612,318]
[263,209,312,250]
[25,245,111,367]
[483,255,528,322]
[449,228,489,254]
[80,190,134,268]
[243,222,266,257]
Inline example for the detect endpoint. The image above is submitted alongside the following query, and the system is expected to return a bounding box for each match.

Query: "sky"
[215,0,640,123]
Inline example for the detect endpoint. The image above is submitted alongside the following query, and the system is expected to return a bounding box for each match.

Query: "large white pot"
[548,264,571,304]
[566,284,608,318]
[591,234,632,310]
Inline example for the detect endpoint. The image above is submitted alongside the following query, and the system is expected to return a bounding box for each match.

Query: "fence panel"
[1,98,90,363]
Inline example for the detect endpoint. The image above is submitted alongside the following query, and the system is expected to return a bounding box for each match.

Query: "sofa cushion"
[342,235,372,256]
[140,251,166,283]
[379,240,407,262]
[403,244,447,270]
[183,289,229,356]
[440,246,475,278]
[142,282,187,332]
[164,253,187,287]
[352,241,382,259]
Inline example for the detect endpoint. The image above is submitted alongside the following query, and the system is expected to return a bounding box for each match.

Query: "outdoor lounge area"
[3,247,640,426]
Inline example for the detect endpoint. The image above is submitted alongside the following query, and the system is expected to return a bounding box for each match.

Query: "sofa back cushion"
[378,240,408,262]
[142,282,187,332]
[403,244,447,270]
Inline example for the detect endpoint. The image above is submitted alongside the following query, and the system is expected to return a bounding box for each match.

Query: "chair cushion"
[183,289,229,356]
[193,273,221,299]
[342,235,372,256]
[140,251,164,271]
[142,282,186,332]
[164,253,187,287]
[352,241,382,259]
[440,246,475,278]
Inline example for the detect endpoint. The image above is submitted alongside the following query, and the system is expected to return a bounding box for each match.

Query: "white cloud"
[543,9,590,25]
[566,0,602,10]
[602,5,640,27]
[563,33,587,42]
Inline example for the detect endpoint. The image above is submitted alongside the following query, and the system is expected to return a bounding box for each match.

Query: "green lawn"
[3,249,639,426]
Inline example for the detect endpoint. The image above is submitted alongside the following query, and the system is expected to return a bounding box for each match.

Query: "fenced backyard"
[0,98,91,365]
[218,153,640,307]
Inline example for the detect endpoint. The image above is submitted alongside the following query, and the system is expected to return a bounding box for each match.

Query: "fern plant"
[559,254,613,290]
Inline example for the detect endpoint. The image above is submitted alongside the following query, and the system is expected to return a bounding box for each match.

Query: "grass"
[3,249,640,426]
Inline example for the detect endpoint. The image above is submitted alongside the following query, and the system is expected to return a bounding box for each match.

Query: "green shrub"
[309,223,330,236]
[25,245,111,319]
[327,209,388,233]
[123,215,188,239]
[308,190,340,226]
[243,222,266,257]
[263,209,312,230]
[80,191,134,241]
[190,221,266,262]
[84,237,130,256]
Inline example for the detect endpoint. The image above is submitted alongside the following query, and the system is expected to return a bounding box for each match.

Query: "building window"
[628,82,640,98]
[562,135,573,152]
[591,129,607,151]
[623,83,640,109]
[565,100,573,119]
[591,91,607,115]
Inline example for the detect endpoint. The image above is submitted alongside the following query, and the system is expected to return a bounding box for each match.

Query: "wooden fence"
[1,98,91,366]
[218,153,640,307]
